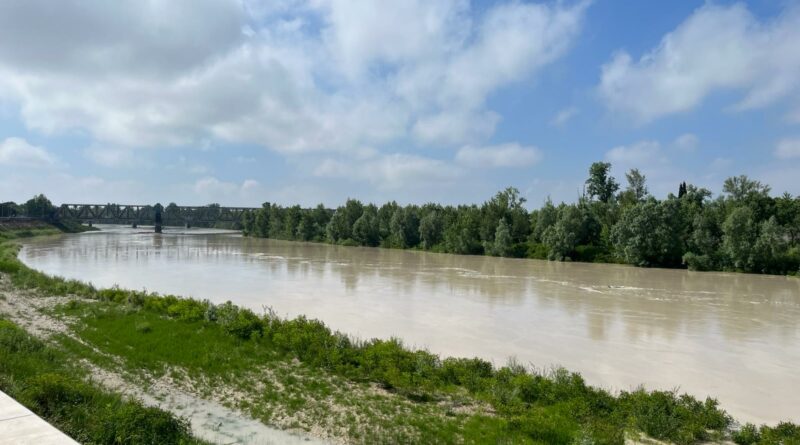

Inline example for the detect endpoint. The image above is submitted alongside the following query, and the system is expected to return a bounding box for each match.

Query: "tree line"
[241,162,800,275]
[1,194,56,219]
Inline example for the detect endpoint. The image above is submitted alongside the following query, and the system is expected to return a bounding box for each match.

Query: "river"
[18,225,800,424]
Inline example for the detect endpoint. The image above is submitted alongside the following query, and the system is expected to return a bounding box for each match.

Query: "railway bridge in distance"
[56,203,258,233]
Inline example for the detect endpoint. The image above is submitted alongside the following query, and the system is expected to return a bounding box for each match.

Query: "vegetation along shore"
[1,222,799,444]
[239,163,800,276]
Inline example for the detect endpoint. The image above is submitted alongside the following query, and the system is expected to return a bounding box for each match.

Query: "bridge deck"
[0,390,79,444]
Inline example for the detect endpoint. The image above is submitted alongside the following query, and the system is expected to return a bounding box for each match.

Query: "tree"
[489,219,512,257]
[722,206,758,271]
[24,194,54,219]
[610,199,684,267]
[326,209,349,242]
[352,206,380,246]
[625,169,648,201]
[683,203,724,271]
[585,162,619,203]
[0,201,18,218]
[480,187,526,244]
[253,203,270,237]
[723,175,770,201]
[418,210,443,250]
[542,206,583,261]
[443,206,482,254]
[532,198,557,242]
[752,216,787,273]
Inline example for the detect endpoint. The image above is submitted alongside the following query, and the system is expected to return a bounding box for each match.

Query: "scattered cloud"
[775,138,800,159]
[598,3,800,122]
[549,107,578,127]
[606,140,663,165]
[314,153,463,190]
[191,177,261,203]
[710,157,733,170]
[412,111,500,146]
[84,147,135,167]
[0,137,57,167]
[674,133,699,151]
[193,177,238,195]
[456,143,542,168]
[241,179,260,191]
[0,0,588,155]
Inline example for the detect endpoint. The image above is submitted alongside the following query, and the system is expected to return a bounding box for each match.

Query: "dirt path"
[0,273,328,445]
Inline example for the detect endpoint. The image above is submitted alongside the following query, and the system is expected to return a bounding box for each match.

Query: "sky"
[1,0,799,208]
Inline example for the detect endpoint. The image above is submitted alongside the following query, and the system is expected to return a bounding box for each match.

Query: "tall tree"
[625,169,648,201]
[418,210,443,250]
[722,175,770,201]
[585,162,619,203]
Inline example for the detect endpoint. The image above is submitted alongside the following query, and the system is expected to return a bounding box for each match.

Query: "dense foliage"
[1,194,56,219]
[242,163,800,275]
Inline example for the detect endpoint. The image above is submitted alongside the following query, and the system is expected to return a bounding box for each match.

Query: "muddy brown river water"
[18,225,800,424]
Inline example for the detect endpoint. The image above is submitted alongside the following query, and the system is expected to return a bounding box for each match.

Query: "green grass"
[0,318,206,445]
[2,226,799,444]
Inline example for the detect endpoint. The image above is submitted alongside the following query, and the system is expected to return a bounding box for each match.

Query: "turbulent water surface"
[19,225,800,424]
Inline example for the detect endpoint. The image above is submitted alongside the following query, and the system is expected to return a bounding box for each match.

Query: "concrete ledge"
[0,390,79,445]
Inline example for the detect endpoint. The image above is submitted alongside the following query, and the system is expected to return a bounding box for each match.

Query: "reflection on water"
[18,225,800,424]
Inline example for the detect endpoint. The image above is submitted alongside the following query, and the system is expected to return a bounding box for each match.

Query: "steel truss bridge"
[56,203,258,229]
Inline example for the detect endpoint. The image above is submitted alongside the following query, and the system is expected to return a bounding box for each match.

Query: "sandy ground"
[0,272,327,445]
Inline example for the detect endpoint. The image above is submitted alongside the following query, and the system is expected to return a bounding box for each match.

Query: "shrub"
[440,357,493,391]
[618,389,730,444]
[213,301,264,339]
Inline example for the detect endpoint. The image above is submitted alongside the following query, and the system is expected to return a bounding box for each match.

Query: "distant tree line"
[242,162,800,275]
[1,194,56,220]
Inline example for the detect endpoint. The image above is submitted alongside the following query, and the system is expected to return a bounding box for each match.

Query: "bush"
[166,299,208,322]
[683,252,716,271]
[618,389,730,444]
[440,357,493,391]
[527,242,549,259]
[213,301,264,339]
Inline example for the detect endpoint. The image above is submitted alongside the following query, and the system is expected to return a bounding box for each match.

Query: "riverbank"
[1,226,799,444]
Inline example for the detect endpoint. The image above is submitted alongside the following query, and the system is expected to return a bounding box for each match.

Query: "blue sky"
[1,0,799,207]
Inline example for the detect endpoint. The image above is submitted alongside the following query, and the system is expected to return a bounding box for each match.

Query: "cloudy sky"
[1,0,799,207]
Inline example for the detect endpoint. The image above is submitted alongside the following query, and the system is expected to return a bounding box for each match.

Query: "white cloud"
[84,147,134,167]
[191,177,262,203]
[456,143,542,168]
[710,157,733,171]
[598,3,800,122]
[412,111,500,146]
[314,153,462,190]
[0,137,57,167]
[775,138,800,159]
[193,177,238,195]
[606,140,662,165]
[550,107,578,127]
[241,179,260,191]
[0,0,587,156]
[674,133,699,151]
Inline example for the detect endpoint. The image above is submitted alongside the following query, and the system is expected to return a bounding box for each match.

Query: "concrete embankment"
[0,389,79,445]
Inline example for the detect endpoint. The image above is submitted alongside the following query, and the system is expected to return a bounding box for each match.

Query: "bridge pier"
[155,224,162,233]
[185,222,191,229]
[132,222,137,229]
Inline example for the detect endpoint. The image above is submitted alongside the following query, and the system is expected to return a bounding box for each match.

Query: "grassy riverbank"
[1,226,799,444]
